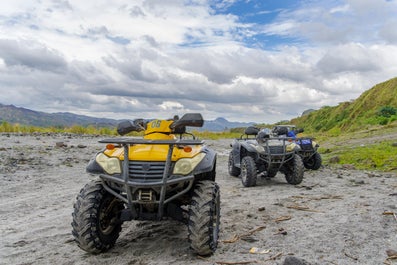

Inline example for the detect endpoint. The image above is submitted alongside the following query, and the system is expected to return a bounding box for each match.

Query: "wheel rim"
[99,197,119,236]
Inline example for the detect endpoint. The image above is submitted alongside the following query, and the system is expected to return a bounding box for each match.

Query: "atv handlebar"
[99,138,204,145]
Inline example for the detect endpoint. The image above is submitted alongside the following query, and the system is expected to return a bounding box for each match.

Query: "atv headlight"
[173,153,206,175]
[287,143,301,152]
[95,153,121,174]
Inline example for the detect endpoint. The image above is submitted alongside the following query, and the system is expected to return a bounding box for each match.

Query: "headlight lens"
[287,143,300,152]
[173,153,206,175]
[95,153,121,174]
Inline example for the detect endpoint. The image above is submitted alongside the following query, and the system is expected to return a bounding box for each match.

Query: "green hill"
[291,77,397,133]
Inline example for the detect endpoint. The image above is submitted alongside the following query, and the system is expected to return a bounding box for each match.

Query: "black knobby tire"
[188,180,221,256]
[304,152,322,170]
[228,152,240,177]
[284,154,304,185]
[71,180,124,254]
[240,156,257,187]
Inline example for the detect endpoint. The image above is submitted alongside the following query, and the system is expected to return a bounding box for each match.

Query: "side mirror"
[170,113,204,131]
[117,119,145,135]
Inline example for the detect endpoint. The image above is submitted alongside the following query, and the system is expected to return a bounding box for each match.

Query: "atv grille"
[266,145,285,154]
[128,161,166,183]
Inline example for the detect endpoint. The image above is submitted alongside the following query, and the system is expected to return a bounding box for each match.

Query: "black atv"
[71,113,220,256]
[272,125,322,170]
[228,126,304,187]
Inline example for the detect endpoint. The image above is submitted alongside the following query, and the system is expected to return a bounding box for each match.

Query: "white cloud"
[159,101,184,110]
[0,0,396,124]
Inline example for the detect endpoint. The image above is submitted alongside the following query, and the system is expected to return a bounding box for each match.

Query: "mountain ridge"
[0,103,253,132]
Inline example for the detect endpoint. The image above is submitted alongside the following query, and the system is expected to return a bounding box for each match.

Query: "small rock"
[283,256,311,265]
[55,142,67,148]
[366,172,381,178]
[386,249,397,257]
[258,206,266,211]
[329,156,340,163]
[77,144,87,148]
[342,164,356,170]
[391,143,397,147]
[351,179,365,185]
[240,235,258,242]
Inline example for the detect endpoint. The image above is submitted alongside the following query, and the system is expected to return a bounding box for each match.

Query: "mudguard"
[230,139,258,169]
[192,146,217,176]
[86,155,105,174]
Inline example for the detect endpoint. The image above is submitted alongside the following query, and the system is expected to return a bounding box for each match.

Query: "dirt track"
[0,133,396,265]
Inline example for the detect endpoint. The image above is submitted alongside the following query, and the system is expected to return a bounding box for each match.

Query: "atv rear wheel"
[188,180,220,256]
[228,151,240,177]
[72,180,124,253]
[304,152,322,170]
[241,156,257,187]
[284,154,304,185]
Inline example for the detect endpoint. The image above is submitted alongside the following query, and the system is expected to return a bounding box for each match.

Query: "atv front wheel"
[228,152,240,177]
[72,180,124,253]
[304,152,322,170]
[188,180,220,256]
[284,154,304,185]
[241,156,257,187]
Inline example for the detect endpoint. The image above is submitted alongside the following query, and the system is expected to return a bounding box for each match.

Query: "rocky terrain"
[0,133,396,265]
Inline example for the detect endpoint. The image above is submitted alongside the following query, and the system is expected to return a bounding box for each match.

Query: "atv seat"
[273,126,288,136]
[245,126,260,135]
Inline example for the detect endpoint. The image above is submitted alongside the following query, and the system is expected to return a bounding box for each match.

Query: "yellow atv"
[71,113,219,256]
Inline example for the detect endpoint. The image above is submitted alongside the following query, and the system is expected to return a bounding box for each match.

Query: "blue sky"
[213,0,302,49]
[0,0,396,123]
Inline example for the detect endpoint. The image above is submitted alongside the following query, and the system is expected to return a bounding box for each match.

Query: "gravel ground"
[0,133,396,265]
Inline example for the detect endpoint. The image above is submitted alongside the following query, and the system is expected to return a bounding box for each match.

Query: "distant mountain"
[0,104,117,128]
[199,117,254,132]
[291,77,397,132]
[301,109,316,116]
[0,103,254,132]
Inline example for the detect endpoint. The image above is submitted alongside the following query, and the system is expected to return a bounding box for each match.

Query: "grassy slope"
[291,77,397,133]
[314,121,397,171]
[287,77,397,171]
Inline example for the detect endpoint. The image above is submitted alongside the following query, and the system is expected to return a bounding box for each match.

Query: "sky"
[0,0,397,123]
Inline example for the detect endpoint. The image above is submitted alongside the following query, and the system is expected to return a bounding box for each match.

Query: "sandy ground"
[0,133,396,265]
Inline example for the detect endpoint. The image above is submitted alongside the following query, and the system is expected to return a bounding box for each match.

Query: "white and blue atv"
[272,125,322,170]
[228,126,305,187]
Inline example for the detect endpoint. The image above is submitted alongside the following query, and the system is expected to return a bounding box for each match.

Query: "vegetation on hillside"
[0,121,118,135]
[291,77,397,134]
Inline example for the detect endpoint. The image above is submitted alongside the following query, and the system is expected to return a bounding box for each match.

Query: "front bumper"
[87,138,211,220]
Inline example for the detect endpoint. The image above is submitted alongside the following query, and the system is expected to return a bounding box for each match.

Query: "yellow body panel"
[103,119,202,161]
[145,119,173,135]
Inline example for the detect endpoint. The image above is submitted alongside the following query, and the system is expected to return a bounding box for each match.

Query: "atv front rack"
[98,138,204,220]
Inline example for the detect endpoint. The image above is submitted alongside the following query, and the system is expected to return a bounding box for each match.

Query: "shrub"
[378,106,396,118]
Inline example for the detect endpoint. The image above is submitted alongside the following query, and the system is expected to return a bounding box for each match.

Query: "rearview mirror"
[117,119,145,135]
[170,113,204,130]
